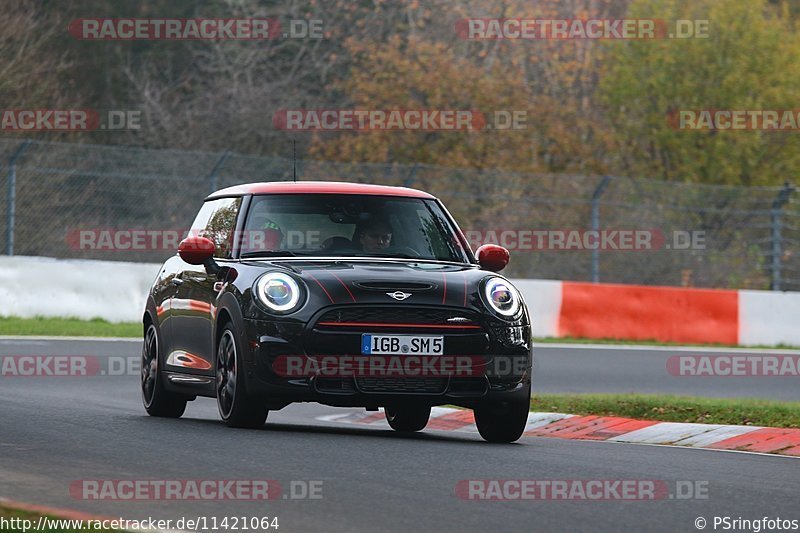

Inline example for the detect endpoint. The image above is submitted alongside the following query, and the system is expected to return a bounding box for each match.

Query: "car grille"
[355,376,448,394]
[307,306,490,357]
[315,377,356,393]
[315,307,482,329]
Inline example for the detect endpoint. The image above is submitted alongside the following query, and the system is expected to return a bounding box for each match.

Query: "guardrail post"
[403,163,419,188]
[770,182,796,291]
[6,140,32,256]
[208,150,231,193]
[590,176,612,283]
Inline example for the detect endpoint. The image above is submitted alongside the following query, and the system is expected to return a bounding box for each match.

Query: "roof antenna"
[292,138,297,182]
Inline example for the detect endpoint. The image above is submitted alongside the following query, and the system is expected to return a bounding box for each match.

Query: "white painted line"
[320,411,800,458]
[0,340,51,345]
[543,434,800,460]
[316,413,354,423]
[580,437,800,460]
[430,406,460,417]
[672,425,762,447]
[538,343,800,354]
[318,412,374,424]
[608,422,726,444]
[524,412,574,432]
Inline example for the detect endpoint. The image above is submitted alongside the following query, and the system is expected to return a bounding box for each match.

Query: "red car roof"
[206,181,435,200]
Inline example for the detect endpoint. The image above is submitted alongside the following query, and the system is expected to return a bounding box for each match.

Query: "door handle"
[171,278,184,286]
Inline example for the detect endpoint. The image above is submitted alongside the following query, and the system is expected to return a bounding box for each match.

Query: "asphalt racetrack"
[0,338,798,532]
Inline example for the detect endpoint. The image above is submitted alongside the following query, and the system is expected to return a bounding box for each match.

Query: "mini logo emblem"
[386,291,412,301]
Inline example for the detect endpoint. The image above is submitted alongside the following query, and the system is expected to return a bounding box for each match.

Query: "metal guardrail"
[0,138,796,291]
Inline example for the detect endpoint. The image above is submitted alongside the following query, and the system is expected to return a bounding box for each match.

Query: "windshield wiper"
[363,253,427,260]
[240,250,298,258]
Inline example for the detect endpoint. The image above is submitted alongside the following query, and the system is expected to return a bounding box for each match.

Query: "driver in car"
[355,218,393,253]
[244,213,284,252]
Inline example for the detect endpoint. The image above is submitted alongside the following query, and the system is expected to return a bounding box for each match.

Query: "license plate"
[361,334,444,355]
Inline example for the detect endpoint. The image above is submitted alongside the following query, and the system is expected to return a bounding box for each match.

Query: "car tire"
[384,404,431,432]
[141,322,187,418]
[216,323,269,429]
[474,384,531,443]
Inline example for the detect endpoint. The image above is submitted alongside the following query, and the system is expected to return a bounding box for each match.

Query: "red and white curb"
[318,408,800,457]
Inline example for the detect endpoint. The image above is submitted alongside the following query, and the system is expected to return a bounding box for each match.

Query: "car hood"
[245,259,490,308]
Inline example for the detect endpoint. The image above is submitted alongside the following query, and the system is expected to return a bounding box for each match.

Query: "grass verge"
[0,316,140,338]
[0,504,122,532]
[531,393,800,428]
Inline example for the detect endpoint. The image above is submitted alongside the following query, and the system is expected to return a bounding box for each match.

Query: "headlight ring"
[482,276,521,318]
[254,272,304,314]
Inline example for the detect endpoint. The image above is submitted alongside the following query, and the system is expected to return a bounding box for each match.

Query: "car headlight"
[254,272,303,313]
[482,277,521,318]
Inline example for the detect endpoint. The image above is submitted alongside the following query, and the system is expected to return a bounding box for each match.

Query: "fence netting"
[0,138,796,291]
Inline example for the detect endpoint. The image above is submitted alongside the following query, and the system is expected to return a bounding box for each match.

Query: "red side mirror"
[476,244,509,272]
[178,236,216,265]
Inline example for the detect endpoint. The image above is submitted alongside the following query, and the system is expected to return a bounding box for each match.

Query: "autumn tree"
[600,0,800,185]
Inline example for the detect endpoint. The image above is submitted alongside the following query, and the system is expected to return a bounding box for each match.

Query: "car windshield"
[239,194,469,263]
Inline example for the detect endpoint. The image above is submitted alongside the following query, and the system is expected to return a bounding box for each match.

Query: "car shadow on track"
[126,413,528,446]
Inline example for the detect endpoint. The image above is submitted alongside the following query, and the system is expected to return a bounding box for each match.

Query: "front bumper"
[240,316,533,408]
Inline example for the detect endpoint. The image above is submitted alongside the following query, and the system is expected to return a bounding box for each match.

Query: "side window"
[190,197,242,258]
[422,200,468,261]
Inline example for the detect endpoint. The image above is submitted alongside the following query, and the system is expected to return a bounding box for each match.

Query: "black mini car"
[142,182,532,442]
